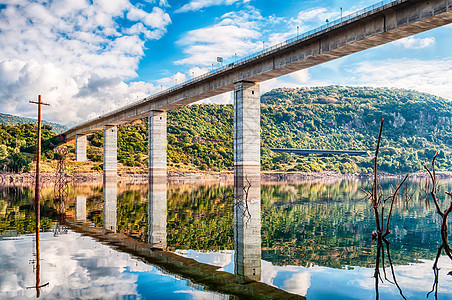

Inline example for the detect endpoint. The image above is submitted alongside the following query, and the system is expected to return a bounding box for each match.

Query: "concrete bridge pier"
[75,135,87,162]
[148,110,167,249]
[233,81,261,282]
[103,125,117,181]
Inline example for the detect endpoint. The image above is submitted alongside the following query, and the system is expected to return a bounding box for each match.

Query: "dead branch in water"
[424,152,452,298]
[370,119,410,240]
[368,118,410,299]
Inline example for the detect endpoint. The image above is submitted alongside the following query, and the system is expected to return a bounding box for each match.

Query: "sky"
[0,0,451,125]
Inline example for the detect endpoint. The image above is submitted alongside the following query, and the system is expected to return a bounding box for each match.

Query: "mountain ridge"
[0,112,67,134]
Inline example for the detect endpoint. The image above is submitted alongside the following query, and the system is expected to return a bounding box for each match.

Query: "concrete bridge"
[64,0,451,266]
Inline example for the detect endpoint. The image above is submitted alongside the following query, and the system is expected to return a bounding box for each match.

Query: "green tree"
[8,152,32,172]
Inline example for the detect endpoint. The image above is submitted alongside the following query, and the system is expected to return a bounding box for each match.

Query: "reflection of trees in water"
[261,180,448,268]
[3,180,452,270]
[0,186,57,234]
[166,185,234,250]
[98,185,236,250]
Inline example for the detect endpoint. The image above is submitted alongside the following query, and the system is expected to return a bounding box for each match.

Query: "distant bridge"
[269,148,369,156]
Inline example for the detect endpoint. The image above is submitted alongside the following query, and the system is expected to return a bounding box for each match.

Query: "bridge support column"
[75,135,87,162]
[148,110,167,249]
[233,81,261,282]
[103,125,117,181]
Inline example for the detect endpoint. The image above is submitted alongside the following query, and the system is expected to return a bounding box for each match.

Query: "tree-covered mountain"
[0,112,67,134]
[1,86,452,174]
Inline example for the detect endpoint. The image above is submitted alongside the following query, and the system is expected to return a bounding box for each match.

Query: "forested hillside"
[0,112,67,133]
[1,86,451,174]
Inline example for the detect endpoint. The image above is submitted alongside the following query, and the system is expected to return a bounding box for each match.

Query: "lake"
[1,178,451,299]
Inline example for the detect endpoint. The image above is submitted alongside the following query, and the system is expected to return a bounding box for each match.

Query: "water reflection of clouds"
[0,232,226,299]
[173,249,452,299]
[352,257,452,297]
[174,249,233,269]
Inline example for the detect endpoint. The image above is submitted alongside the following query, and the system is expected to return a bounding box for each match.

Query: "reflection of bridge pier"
[148,111,167,249]
[234,174,261,282]
[103,174,117,232]
[234,82,261,282]
[75,195,86,223]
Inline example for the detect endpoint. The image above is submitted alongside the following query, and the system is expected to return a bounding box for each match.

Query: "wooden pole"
[29,95,50,297]
[35,95,41,267]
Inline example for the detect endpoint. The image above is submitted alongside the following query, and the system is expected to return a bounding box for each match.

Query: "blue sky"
[0,0,450,124]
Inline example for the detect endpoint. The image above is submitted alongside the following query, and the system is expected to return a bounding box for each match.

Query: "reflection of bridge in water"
[73,176,303,299]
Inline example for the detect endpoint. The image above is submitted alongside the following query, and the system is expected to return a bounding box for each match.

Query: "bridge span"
[63,0,451,259]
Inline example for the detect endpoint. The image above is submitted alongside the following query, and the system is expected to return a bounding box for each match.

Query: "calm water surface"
[1,179,452,299]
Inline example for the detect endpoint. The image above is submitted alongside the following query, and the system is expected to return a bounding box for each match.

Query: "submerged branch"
[372,118,384,235]
[383,174,409,238]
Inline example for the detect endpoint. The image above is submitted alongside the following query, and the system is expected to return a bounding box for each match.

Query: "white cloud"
[288,7,338,29]
[0,1,171,124]
[0,231,224,299]
[282,271,311,296]
[261,69,311,93]
[290,69,310,83]
[347,58,452,99]
[393,37,436,49]
[175,0,248,13]
[295,7,337,23]
[157,72,187,87]
[175,7,265,66]
[189,67,209,77]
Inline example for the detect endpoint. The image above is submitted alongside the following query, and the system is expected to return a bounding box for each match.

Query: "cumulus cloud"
[393,36,436,49]
[176,0,248,13]
[282,272,311,296]
[261,69,311,94]
[157,72,187,87]
[175,7,264,66]
[347,58,452,99]
[0,1,171,124]
[0,232,151,298]
[284,7,339,35]
[293,7,338,24]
